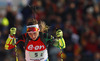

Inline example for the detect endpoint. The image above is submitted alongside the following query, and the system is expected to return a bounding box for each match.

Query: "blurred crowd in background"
[0,0,100,61]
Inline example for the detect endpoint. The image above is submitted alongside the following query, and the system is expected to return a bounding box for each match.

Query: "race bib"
[25,49,48,61]
[29,51,44,58]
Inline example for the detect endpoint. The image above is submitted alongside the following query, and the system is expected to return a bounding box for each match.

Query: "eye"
[33,32,36,34]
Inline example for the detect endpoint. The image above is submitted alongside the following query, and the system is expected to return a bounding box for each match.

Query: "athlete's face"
[28,31,39,40]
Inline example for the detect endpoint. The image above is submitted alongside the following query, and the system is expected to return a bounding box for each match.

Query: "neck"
[32,35,39,41]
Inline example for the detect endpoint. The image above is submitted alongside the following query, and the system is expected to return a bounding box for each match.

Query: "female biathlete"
[4,18,66,61]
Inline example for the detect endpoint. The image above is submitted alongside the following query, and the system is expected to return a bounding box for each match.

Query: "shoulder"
[39,32,48,37]
[22,33,27,37]
[18,33,28,39]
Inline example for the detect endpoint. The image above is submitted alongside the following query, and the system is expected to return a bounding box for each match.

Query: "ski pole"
[59,38,63,61]
[13,35,18,61]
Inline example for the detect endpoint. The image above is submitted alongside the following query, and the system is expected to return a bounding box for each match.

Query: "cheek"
[28,33,34,38]
[35,33,38,36]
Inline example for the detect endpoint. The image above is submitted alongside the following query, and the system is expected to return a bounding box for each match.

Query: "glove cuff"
[9,34,14,39]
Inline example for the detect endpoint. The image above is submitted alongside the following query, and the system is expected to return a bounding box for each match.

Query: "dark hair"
[27,18,38,26]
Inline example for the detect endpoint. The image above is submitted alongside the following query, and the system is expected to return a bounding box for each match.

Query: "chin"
[32,38,37,40]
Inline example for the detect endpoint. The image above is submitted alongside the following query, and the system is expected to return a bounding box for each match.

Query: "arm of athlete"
[53,29,66,49]
[44,29,66,49]
[5,27,26,50]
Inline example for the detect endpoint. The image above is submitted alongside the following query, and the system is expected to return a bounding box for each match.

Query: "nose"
[33,35,36,38]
